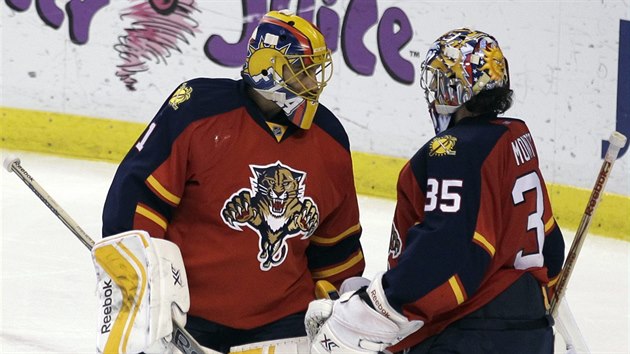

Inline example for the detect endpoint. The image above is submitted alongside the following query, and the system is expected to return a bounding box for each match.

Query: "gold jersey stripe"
[136,204,168,231]
[147,175,181,205]
[310,223,361,245]
[541,286,550,309]
[312,250,364,279]
[473,231,496,257]
[544,217,556,233]
[448,276,465,305]
[548,274,560,287]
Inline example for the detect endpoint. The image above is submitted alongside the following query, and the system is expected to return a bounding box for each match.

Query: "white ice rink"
[1,151,628,353]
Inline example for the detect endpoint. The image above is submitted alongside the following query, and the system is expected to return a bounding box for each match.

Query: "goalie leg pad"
[92,230,190,354]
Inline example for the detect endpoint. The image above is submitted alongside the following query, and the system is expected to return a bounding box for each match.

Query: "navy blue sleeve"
[101,78,245,237]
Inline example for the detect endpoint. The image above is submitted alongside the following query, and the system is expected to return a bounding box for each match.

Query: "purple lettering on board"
[36,0,64,29]
[4,0,416,87]
[341,0,377,75]
[270,0,315,21]
[295,0,314,22]
[204,0,329,67]
[317,6,339,52]
[66,0,110,44]
[5,0,31,11]
[602,19,629,159]
[204,0,266,67]
[377,7,413,84]
[270,0,291,12]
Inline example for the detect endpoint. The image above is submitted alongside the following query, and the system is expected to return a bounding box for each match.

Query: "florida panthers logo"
[429,135,457,156]
[168,82,192,110]
[221,162,319,271]
[389,223,402,259]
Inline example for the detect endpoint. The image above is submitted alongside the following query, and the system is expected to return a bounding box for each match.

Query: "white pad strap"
[92,230,190,353]
[229,336,309,354]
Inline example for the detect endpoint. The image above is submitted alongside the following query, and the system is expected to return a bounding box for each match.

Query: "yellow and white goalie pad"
[92,230,190,354]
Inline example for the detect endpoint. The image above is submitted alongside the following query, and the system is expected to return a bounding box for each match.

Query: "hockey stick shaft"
[549,131,627,316]
[3,156,95,250]
[3,156,216,354]
[555,297,590,353]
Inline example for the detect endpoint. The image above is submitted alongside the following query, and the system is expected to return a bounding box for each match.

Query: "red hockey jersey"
[102,78,364,329]
[384,115,565,350]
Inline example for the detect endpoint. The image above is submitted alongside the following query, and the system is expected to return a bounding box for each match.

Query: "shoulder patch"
[429,135,458,156]
[168,82,193,110]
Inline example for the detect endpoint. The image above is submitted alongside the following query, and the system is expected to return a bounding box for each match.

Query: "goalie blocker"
[92,230,190,353]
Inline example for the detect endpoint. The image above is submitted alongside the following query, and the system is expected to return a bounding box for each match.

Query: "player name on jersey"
[511,132,537,166]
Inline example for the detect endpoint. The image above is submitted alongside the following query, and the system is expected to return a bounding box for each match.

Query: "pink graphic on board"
[115,0,200,90]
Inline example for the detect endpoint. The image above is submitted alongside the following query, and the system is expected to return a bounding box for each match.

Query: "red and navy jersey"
[384,115,565,350]
[102,78,364,329]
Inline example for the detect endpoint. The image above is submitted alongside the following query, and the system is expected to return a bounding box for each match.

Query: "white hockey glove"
[339,276,371,294]
[307,273,423,354]
[306,276,371,341]
[92,230,190,354]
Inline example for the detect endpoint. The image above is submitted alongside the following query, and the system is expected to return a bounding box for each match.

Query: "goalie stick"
[549,131,627,315]
[3,155,218,354]
[548,131,627,354]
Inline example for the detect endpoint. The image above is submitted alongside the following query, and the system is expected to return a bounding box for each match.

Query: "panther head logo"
[221,162,319,271]
[389,223,402,259]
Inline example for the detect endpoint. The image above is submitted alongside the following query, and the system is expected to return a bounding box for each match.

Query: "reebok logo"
[370,289,391,319]
[101,279,113,334]
[585,161,611,216]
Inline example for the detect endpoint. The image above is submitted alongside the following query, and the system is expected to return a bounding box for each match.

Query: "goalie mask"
[420,28,510,134]
[242,10,333,130]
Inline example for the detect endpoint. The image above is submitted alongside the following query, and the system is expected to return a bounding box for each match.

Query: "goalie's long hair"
[464,87,514,115]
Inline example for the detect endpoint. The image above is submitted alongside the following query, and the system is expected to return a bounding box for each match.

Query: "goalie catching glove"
[305,273,423,353]
[92,230,190,354]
